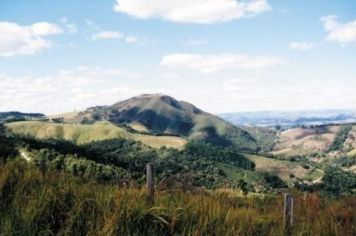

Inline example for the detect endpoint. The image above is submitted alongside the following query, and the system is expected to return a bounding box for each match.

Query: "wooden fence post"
[283,193,293,235]
[146,163,155,205]
[39,159,47,177]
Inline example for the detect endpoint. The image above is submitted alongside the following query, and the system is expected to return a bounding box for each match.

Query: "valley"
[2,1,355,234]
[2,94,355,186]
[1,94,355,236]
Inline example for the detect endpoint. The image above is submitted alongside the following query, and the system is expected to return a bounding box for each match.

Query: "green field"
[5,121,187,149]
[245,154,310,181]
[304,169,323,181]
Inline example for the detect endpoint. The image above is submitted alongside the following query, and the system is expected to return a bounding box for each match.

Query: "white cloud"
[61,66,140,78]
[321,15,339,31]
[0,67,146,114]
[160,53,284,73]
[321,15,356,45]
[125,36,138,43]
[182,39,207,47]
[65,23,78,34]
[113,0,271,24]
[60,17,78,33]
[0,21,63,57]
[288,42,313,51]
[91,31,139,44]
[30,22,63,35]
[91,31,124,40]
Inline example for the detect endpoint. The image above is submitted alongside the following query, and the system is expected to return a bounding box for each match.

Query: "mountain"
[0,111,47,123]
[53,94,258,150]
[220,110,356,128]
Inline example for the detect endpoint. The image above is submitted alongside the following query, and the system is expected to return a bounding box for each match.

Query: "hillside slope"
[242,126,277,152]
[272,126,340,156]
[0,112,47,123]
[5,121,186,149]
[55,94,258,150]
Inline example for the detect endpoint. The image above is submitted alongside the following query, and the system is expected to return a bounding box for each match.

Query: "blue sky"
[0,0,356,114]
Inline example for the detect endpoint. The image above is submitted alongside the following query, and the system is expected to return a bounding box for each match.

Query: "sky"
[0,0,356,114]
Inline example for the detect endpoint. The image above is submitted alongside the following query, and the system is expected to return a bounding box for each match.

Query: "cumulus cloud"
[113,0,271,24]
[321,15,356,45]
[160,53,284,73]
[288,42,313,51]
[0,67,148,114]
[0,21,63,57]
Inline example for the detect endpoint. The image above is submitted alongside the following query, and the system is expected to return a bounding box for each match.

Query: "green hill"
[0,112,47,123]
[242,126,278,152]
[67,94,257,151]
[5,121,187,149]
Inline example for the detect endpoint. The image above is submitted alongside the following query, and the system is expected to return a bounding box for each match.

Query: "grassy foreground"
[0,160,355,236]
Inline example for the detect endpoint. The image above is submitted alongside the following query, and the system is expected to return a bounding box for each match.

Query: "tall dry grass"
[0,160,355,235]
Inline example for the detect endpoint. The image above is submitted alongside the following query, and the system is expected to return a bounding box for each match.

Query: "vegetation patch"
[0,160,354,236]
[5,121,187,149]
[328,125,352,152]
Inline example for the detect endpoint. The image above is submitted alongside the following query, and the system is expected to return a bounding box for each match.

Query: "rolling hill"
[241,126,278,152]
[0,112,47,123]
[5,121,187,149]
[271,126,340,156]
[269,124,356,159]
[245,154,310,182]
[50,94,258,151]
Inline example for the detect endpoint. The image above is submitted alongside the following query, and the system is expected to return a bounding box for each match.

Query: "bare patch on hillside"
[245,154,309,181]
[272,126,340,156]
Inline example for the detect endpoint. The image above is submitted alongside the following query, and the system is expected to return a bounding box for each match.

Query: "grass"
[304,169,323,181]
[245,154,309,182]
[128,121,149,133]
[348,149,356,157]
[5,121,187,149]
[218,163,263,184]
[0,159,355,235]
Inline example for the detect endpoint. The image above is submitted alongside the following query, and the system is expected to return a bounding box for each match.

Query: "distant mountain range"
[0,111,46,123]
[220,110,356,127]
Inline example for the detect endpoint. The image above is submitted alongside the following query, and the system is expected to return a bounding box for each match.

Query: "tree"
[237,179,249,196]
[321,167,356,197]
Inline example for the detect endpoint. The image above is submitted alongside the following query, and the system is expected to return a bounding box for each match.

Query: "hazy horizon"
[1,0,356,114]
[2,95,356,116]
